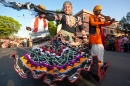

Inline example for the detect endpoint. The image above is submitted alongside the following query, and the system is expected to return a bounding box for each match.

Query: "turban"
[93,5,102,12]
[37,4,46,10]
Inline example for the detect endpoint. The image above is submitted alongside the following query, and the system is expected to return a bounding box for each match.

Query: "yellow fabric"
[37,4,46,10]
[20,55,88,74]
[93,5,102,12]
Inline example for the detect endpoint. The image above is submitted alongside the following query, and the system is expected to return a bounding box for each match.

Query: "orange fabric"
[114,38,118,51]
[66,66,73,70]
[89,15,112,44]
[33,17,47,32]
[59,69,65,73]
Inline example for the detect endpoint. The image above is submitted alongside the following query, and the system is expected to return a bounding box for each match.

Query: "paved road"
[0,48,130,86]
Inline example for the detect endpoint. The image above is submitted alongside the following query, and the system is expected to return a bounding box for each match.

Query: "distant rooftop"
[74,9,93,16]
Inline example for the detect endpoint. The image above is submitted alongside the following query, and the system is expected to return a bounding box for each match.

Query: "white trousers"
[91,44,104,62]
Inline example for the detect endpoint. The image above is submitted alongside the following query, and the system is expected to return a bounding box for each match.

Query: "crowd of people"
[1,34,130,53]
[104,34,130,53]
[0,38,32,48]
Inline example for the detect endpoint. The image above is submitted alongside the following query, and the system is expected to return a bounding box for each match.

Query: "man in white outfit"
[26,5,48,50]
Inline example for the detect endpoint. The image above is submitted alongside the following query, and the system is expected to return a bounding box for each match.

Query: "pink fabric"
[101,28,106,50]
[118,38,124,52]
[2,39,9,48]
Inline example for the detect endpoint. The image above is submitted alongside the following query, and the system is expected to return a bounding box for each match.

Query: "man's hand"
[105,16,111,21]
[26,27,31,31]
[81,30,86,36]
[111,18,115,23]
[110,18,115,23]
[83,38,88,44]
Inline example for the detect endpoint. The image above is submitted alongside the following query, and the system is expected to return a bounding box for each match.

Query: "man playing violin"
[89,5,115,63]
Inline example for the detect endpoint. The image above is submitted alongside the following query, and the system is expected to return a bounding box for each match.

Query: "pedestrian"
[114,36,118,52]
[123,35,129,52]
[89,5,115,63]
[109,36,115,51]
[118,36,124,52]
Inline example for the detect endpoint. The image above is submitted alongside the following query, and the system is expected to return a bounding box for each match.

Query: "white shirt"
[30,17,48,32]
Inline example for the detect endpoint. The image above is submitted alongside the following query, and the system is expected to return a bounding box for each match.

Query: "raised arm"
[75,16,87,42]
[89,15,105,26]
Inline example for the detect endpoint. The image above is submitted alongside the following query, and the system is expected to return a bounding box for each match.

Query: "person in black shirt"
[43,1,86,44]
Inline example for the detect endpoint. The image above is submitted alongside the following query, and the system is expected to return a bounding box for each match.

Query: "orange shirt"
[89,15,112,44]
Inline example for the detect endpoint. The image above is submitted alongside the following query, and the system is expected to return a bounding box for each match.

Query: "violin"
[99,13,116,23]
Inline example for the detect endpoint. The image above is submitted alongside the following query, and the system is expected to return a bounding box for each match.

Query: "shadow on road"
[0,48,49,86]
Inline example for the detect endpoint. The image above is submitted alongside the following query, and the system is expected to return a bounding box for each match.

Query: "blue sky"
[0,0,130,38]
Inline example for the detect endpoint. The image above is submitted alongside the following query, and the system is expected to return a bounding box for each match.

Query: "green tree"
[48,9,63,37]
[0,15,21,38]
[119,16,130,34]
[48,21,57,37]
